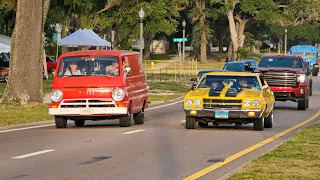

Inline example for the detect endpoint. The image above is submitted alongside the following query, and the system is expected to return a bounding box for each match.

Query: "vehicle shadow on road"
[180,122,254,131]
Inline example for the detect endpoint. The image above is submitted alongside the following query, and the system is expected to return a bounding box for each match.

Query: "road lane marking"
[146,100,183,111]
[12,149,55,159]
[0,122,73,134]
[122,129,146,135]
[0,100,183,134]
[183,110,320,180]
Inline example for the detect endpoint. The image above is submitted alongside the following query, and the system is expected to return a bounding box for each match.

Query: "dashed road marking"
[122,129,146,135]
[12,149,55,159]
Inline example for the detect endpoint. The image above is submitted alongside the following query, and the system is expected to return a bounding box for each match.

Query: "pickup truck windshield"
[197,75,261,90]
[57,56,120,77]
[259,57,302,68]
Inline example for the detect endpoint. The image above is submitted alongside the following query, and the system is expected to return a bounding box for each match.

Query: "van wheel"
[253,116,264,131]
[133,108,144,125]
[75,120,85,127]
[55,116,67,128]
[297,97,307,110]
[264,110,273,128]
[119,109,132,127]
[186,116,196,129]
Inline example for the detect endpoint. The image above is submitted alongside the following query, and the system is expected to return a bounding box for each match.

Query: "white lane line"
[0,122,73,134]
[181,120,186,123]
[122,129,146,135]
[146,100,183,111]
[12,149,55,159]
[0,100,183,134]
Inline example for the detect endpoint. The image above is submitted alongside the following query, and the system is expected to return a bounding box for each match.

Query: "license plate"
[315,65,319,67]
[215,111,228,119]
[80,108,93,115]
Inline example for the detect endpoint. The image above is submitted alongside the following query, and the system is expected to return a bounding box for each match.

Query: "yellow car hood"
[187,87,262,98]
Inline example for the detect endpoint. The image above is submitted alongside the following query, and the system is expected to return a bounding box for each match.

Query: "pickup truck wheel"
[133,108,144,125]
[264,110,273,128]
[297,97,307,110]
[253,116,264,131]
[75,120,85,127]
[306,96,309,108]
[119,109,132,127]
[198,121,208,127]
[186,116,197,129]
[55,116,67,128]
[309,83,313,96]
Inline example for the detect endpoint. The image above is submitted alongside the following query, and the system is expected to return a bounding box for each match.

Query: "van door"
[123,56,133,110]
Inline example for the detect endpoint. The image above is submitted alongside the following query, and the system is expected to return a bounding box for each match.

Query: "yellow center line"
[183,110,320,180]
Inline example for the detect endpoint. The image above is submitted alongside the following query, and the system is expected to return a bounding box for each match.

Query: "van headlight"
[252,100,260,107]
[51,90,63,102]
[194,99,201,106]
[298,74,306,83]
[112,88,125,101]
[244,100,251,107]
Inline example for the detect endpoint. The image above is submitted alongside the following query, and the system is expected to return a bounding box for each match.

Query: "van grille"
[203,99,242,109]
[60,99,116,108]
[263,72,297,87]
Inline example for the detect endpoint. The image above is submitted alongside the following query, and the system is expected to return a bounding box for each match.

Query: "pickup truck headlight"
[51,90,63,102]
[252,100,260,107]
[194,99,201,106]
[298,74,306,83]
[244,100,251,107]
[185,99,192,106]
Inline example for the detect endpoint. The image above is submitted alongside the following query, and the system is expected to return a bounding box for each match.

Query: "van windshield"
[57,56,120,77]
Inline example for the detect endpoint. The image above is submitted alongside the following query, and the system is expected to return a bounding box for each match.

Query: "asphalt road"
[1,78,320,180]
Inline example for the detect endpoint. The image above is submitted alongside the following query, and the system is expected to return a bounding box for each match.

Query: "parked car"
[255,55,311,110]
[49,50,149,128]
[223,62,256,72]
[184,71,275,131]
[190,69,226,90]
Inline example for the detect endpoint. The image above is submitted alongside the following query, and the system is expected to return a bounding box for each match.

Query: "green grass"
[148,82,190,93]
[228,123,320,180]
[0,103,53,126]
[149,94,182,101]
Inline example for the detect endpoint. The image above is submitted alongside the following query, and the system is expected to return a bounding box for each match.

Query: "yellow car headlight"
[244,100,251,107]
[253,100,260,107]
[185,99,192,106]
[194,99,201,106]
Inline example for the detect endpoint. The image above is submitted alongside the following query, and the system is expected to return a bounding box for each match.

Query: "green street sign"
[173,38,188,42]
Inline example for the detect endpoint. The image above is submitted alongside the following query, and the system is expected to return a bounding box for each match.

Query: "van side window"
[123,56,131,76]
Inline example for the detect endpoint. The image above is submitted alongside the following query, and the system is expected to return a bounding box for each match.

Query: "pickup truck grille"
[263,72,297,87]
[203,99,242,109]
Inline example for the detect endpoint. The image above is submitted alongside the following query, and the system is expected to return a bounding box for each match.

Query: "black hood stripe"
[225,88,244,97]
[208,88,222,97]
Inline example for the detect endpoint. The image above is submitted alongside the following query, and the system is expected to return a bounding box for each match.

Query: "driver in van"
[106,59,119,75]
[64,61,82,76]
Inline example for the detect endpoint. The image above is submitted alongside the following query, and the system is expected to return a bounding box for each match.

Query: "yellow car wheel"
[253,116,264,131]
[186,116,197,129]
[264,110,273,128]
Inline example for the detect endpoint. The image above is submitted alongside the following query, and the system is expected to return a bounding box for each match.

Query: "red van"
[49,50,149,128]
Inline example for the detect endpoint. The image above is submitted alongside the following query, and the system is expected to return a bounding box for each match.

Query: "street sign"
[173,38,188,42]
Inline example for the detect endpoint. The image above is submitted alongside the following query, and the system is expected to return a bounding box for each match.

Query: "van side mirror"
[125,67,131,74]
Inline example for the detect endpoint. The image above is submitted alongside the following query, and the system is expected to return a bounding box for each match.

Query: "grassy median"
[228,123,320,180]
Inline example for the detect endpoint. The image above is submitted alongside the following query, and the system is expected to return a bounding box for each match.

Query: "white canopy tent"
[57,28,111,47]
[0,34,11,53]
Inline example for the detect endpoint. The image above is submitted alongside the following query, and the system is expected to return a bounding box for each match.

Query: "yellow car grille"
[203,99,242,109]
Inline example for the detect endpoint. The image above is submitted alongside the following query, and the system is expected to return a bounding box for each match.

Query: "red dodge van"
[49,50,149,128]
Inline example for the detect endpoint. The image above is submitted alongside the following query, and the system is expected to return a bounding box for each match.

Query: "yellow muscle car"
[184,72,275,131]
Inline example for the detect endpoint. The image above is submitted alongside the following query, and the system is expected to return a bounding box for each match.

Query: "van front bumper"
[49,107,128,116]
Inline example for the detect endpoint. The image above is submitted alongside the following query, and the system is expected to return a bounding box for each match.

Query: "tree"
[1,0,50,104]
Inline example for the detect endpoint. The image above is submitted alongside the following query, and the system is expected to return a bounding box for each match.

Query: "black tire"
[75,120,85,127]
[186,116,196,129]
[198,121,208,127]
[119,109,132,127]
[297,97,307,110]
[253,116,264,131]
[306,96,309,108]
[55,116,67,128]
[264,110,273,128]
[309,83,313,96]
[133,108,144,125]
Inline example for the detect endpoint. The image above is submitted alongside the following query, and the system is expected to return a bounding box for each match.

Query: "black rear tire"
[133,108,144,125]
[55,116,67,128]
[264,110,273,128]
[75,120,85,127]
